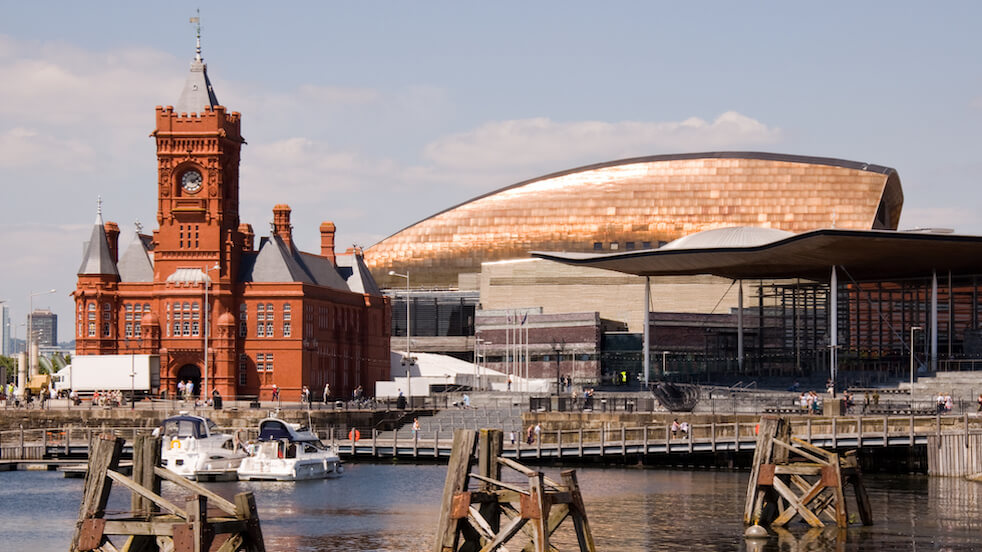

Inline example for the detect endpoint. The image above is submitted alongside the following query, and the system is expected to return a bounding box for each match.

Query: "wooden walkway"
[338,415,971,460]
[1,414,976,465]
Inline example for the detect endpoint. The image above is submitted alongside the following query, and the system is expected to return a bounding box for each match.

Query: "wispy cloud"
[422,111,782,171]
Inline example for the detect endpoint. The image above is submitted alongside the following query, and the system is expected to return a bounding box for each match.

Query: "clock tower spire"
[150,33,244,282]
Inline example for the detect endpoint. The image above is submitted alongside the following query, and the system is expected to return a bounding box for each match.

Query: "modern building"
[367,152,902,288]
[377,153,905,385]
[29,309,58,348]
[72,43,391,400]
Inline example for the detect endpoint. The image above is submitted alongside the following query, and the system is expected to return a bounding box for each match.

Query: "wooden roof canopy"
[532,229,982,282]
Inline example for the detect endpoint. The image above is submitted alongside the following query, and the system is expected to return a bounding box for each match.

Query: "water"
[3,464,982,551]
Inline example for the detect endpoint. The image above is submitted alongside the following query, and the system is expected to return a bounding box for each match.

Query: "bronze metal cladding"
[366,152,903,288]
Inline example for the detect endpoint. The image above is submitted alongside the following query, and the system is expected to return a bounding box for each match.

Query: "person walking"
[323,383,331,405]
[412,417,420,439]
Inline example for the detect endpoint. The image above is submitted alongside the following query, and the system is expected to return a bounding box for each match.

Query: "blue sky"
[1,1,980,342]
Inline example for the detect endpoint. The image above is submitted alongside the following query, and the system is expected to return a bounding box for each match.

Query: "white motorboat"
[157,413,247,481]
[237,417,343,481]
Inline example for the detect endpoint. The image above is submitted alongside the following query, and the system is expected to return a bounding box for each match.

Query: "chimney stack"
[239,223,254,251]
[272,204,293,249]
[104,221,120,262]
[320,221,336,264]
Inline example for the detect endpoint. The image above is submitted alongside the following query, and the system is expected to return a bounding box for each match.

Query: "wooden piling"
[433,428,596,552]
[71,433,265,552]
[744,416,873,530]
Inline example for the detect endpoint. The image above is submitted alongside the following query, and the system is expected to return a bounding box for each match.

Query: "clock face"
[181,169,203,193]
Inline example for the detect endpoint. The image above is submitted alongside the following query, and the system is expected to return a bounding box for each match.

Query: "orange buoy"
[349,428,361,442]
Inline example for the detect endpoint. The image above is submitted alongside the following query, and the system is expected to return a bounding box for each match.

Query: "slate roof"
[175,57,220,114]
[336,253,381,295]
[77,209,119,277]
[238,233,350,290]
[117,230,154,282]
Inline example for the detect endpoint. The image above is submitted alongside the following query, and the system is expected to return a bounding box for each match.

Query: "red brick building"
[73,46,390,400]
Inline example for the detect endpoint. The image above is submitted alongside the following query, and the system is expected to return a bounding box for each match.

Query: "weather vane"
[190,9,202,61]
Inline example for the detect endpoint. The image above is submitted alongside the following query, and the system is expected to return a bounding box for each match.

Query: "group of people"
[578,387,596,410]
[91,389,125,407]
[524,423,542,445]
[670,418,689,438]
[935,392,955,413]
[560,375,573,394]
[797,391,823,414]
[176,379,196,402]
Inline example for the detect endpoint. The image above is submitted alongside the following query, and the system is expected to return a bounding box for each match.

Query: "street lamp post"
[203,264,220,400]
[552,339,565,397]
[910,326,923,409]
[389,271,412,404]
[661,351,669,379]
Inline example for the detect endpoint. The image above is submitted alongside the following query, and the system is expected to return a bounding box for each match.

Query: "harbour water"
[3,463,982,551]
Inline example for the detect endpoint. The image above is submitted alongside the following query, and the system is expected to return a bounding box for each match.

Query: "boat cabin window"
[286,443,298,458]
[258,420,292,441]
[161,418,204,439]
[221,438,235,450]
[303,443,320,454]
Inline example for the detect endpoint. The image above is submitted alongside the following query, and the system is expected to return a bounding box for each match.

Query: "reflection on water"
[3,464,982,551]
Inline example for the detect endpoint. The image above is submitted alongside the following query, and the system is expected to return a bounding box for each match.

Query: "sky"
[1,1,980,344]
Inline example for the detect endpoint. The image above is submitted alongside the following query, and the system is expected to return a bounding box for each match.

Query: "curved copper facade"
[366,152,903,288]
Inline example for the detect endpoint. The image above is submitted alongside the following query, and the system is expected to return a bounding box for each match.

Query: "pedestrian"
[186,380,194,400]
[462,393,471,408]
[977,393,982,412]
[507,376,512,392]
[526,425,535,445]
[271,383,280,402]
[679,420,689,437]
[412,417,420,439]
[534,422,541,443]
[509,430,516,445]
[671,418,680,438]
[323,383,331,404]
[177,380,186,402]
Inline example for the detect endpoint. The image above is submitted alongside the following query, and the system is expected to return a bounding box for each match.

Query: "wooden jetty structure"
[744,416,872,529]
[434,429,596,552]
[69,433,264,552]
[3,414,981,475]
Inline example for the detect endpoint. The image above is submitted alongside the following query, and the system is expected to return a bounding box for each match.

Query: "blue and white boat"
[237,417,343,481]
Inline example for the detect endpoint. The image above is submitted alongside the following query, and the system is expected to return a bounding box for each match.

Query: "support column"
[737,280,744,372]
[830,266,838,392]
[931,270,938,372]
[643,276,650,386]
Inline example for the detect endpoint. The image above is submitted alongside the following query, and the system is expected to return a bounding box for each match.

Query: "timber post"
[433,428,596,552]
[70,433,265,552]
[744,416,872,530]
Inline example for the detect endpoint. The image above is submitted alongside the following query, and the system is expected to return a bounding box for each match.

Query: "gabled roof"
[298,251,351,290]
[248,234,314,284]
[239,233,350,289]
[336,254,381,295]
[117,230,154,282]
[175,57,219,114]
[77,208,119,277]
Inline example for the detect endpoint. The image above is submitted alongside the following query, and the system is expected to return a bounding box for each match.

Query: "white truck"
[54,354,160,396]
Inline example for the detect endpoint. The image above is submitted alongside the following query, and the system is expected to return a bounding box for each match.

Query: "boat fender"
[170,438,181,450]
